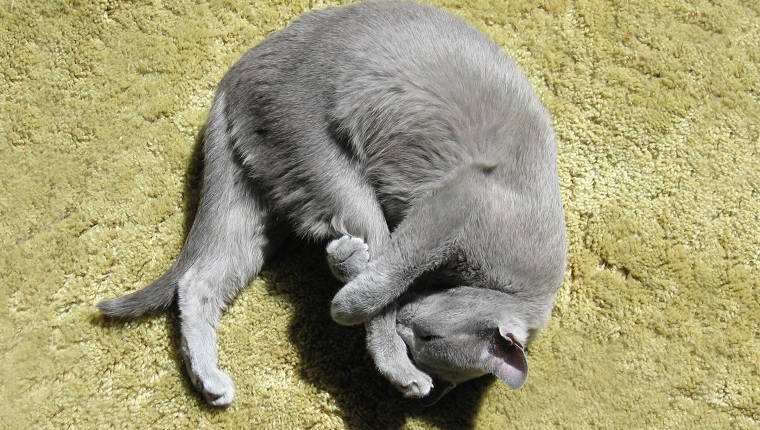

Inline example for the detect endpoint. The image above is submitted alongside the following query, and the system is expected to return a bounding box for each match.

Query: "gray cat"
[97,1,566,407]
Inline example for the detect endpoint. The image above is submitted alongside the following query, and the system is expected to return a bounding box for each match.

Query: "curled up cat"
[97,1,567,407]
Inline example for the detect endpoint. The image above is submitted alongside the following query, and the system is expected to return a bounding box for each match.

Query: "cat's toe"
[326,235,370,282]
[327,235,368,258]
[379,363,434,398]
[196,368,235,407]
[398,373,434,399]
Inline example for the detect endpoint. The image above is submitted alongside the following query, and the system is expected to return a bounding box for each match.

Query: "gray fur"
[97,1,566,407]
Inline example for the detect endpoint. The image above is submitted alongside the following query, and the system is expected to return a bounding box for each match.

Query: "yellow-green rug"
[2,0,757,428]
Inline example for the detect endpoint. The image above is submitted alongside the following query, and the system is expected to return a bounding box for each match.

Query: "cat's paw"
[326,235,370,283]
[332,263,397,325]
[331,283,375,325]
[185,363,235,407]
[382,364,434,398]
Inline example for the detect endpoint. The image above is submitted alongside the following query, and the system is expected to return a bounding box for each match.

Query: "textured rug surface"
[1,0,758,428]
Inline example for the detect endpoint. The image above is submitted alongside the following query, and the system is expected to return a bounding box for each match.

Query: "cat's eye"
[419,334,439,342]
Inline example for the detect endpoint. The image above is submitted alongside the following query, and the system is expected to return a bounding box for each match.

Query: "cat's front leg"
[331,186,465,325]
[366,304,433,398]
[327,235,433,397]
[330,233,435,325]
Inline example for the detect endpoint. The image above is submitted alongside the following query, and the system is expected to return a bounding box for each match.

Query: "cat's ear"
[479,329,528,389]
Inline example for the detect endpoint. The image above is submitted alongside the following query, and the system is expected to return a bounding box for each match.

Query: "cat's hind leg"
[174,93,282,406]
[171,93,282,406]
[98,92,278,406]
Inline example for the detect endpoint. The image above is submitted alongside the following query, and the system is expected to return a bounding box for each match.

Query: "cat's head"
[395,286,551,405]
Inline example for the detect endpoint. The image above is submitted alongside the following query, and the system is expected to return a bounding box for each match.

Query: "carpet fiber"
[1,0,758,428]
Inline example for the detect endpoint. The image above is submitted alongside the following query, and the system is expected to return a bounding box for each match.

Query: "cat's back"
[230,1,543,146]
[223,2,557,219]
[311,2,555,204]
[312,1,538,145]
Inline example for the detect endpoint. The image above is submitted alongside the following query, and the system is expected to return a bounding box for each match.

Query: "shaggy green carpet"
[1,0,757,428]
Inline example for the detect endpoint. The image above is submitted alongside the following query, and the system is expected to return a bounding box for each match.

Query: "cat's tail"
[97,90,225,320]
[96,260,185,318]
[97,88,263,320]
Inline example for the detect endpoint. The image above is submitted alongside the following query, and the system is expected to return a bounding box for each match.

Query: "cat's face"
[395,286,532,404]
